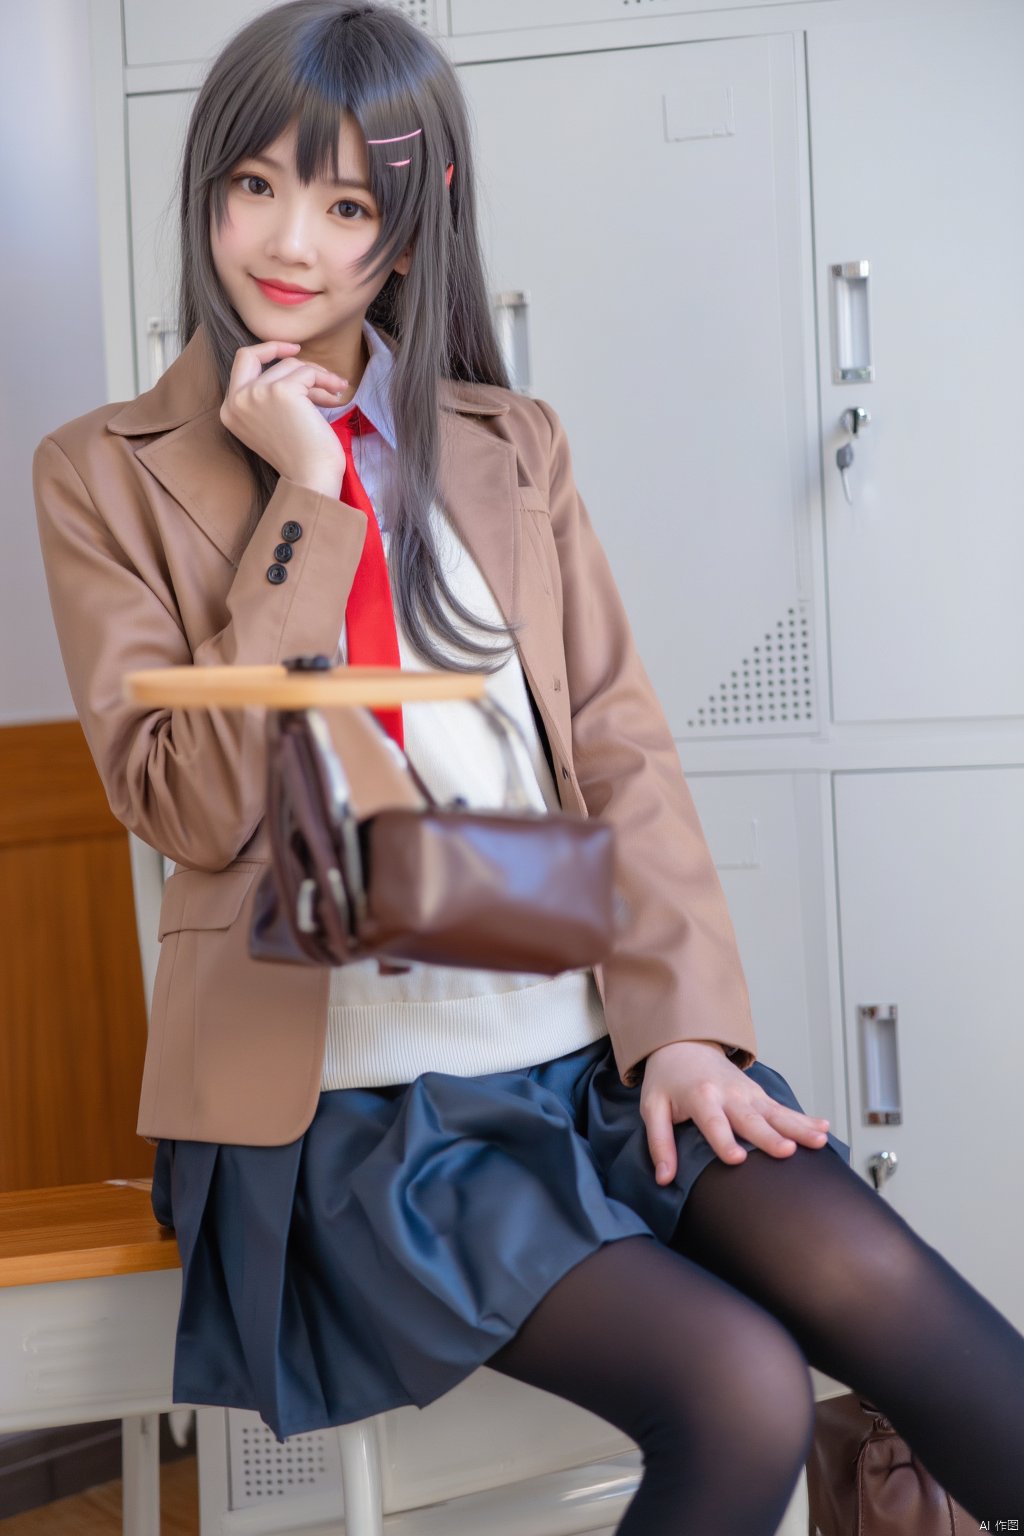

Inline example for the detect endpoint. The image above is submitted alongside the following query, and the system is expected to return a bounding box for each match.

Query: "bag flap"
[319,706,425,817]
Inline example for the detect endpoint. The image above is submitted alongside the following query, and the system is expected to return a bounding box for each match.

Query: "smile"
[252,277,321,305]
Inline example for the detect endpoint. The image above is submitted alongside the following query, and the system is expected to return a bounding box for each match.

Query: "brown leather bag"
[249,678,622,975]
[806,1392,983,1535]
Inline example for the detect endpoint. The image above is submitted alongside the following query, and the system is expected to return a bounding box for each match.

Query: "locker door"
[834,766,1024,1331]
[809,2,1024,724]
[458,34,820,743]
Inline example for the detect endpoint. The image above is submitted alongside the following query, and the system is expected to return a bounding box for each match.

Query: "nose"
[264,196,318,266]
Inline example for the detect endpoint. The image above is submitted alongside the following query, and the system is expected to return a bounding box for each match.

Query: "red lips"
[252,277,321,306]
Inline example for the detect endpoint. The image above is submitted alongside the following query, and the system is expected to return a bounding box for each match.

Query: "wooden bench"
[0,1180,182,1535]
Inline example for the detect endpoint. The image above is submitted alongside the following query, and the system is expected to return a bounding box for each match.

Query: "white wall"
[0,0,108,723]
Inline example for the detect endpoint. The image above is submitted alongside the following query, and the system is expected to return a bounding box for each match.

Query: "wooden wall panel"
[0,720,152,1191]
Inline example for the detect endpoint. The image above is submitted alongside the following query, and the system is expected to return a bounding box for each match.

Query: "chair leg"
[336,1419,384,1536]
[121,1413,160,1536]
[774,1465,810,1536]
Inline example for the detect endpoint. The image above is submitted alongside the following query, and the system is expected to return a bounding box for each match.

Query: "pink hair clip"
[365,127,454,185]
[366,127,421,167]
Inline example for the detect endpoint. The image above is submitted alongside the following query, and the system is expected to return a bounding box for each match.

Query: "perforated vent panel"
[390,0,439,29]
[686,603,815,734]
[228,1411,341,1510]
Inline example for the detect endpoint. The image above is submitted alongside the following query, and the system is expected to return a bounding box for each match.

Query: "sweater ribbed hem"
[321,969,609,1089]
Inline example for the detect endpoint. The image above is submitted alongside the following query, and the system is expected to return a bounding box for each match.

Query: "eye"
[233,174,271,196]
[332,199,370,220]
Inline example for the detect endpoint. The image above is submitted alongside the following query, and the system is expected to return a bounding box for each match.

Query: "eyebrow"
[248,152,372,194]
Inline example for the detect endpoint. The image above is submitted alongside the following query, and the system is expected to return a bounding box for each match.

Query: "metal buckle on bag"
[296,877,317,934]
[296,870,350,936]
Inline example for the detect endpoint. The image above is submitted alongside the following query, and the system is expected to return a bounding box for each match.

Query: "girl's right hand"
[640,1039,831,1181]
[219,340,350,496]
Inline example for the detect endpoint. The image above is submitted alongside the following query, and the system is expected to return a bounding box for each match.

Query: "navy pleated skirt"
[150,1034,851,1442]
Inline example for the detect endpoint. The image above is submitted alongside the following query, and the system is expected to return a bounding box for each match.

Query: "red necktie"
[330,407,404,749]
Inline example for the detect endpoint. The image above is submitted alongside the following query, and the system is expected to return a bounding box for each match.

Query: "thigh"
[668,1142,934,1342]
[487,1233,814,1445]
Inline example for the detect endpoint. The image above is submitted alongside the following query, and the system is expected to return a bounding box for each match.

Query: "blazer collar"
[105,324,519,623]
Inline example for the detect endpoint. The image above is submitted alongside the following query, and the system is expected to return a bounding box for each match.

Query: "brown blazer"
[33,324,757,1146]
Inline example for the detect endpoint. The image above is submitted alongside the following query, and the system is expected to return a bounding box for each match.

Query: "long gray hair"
[178,0,521,671]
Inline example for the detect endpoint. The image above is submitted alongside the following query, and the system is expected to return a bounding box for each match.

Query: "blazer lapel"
[436,405,518,628]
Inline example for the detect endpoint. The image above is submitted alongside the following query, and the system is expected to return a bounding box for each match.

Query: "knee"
[715,1308,817,1465]
[644,1301,815,1478]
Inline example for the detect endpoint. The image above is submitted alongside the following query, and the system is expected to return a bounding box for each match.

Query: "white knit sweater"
[312,322,609,1089]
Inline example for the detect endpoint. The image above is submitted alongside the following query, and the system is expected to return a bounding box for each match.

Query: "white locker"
[808,4,1024,725]
[121,0,445,70]
[458,32,821,743]
[834,766,1024,1332]
[688,771,845,1132]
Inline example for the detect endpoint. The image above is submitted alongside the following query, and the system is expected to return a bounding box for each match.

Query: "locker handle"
[492,291,533,396]
[830,260,874,384]
[147,317,180,388]
[857,1003,903,1126]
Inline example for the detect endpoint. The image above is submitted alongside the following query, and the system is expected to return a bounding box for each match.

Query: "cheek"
[209,204,248,276]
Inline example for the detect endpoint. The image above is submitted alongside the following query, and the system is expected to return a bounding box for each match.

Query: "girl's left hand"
[640,1040,832,1184]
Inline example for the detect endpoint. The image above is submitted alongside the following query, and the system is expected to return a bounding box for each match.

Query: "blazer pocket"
[157,862,263,939]
[517,487,550,516]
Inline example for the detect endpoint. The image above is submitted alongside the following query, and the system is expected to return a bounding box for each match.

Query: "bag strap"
[357,694,536,811]
[300,690,540,833]
[471,695,534,808]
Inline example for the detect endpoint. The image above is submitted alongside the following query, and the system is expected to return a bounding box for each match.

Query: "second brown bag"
[806,1391,983,1536]
[249,679,623,976]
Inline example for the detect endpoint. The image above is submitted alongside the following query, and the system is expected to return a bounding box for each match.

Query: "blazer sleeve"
[33,432,366,872]
[532,397,758,1084]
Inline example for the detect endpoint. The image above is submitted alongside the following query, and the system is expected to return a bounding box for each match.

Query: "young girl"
[33,2,1024,1530]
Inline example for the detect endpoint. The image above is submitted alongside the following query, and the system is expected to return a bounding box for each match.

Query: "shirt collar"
[317,319,396,449]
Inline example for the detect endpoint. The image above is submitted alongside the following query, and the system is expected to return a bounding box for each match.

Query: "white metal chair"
[128,831,816,1535]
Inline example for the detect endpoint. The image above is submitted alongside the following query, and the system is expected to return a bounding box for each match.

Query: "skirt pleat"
[151,1035,851,1441]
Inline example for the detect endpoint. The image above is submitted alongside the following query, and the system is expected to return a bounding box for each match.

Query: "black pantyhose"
[671,1142,1024,1526]
[488,1233,818,1535]
[487,1144,1024,1534]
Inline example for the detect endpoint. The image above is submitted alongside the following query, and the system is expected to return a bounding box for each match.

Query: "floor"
[0,1456,199,1535]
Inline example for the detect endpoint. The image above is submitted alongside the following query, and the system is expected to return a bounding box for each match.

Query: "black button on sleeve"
[266,564,288,585]
[281,521,302,541]
[273,542,293,562]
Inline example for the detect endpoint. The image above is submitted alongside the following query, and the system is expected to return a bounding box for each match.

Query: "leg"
[121,1413,160,1536]
[487,1234,816,1536]
[669,1144,1024,1521]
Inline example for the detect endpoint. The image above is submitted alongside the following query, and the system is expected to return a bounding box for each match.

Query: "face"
[211,113,411,367]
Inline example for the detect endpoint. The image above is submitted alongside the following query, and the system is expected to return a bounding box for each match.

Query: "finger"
[258,361,350,392]
[695,1105,748,1165]
[762,1102,831,1147]
[643,1098,678,1185]
[731,1105,800,1158]
[229,339,302,388]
